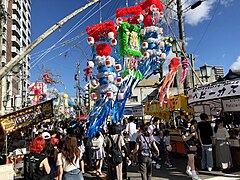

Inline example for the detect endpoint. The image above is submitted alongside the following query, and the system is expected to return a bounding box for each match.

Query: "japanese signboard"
[0,100,54,134]
[188,80,240,104]
[222,98,240,112]
[29,82,47,95]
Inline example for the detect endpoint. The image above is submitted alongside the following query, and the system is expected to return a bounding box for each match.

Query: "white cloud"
[220,0,234,7]
[230,56,240,72]
[184,0,215,26]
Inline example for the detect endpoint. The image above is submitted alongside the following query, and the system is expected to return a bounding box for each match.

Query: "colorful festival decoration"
[84,0,188,137]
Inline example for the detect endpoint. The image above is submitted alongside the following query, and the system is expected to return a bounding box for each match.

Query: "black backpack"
[24,153,50,180]
[109,135,123,165]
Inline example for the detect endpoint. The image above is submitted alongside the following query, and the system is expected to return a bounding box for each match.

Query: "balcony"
[12,14,21,27]
[11,46,20,54]
[11,35,21,48]
[12,25,21,38]
[14,0,21,7]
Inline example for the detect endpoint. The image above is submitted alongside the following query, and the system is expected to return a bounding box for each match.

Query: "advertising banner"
[0,100,54,134]
[188,80,240,104]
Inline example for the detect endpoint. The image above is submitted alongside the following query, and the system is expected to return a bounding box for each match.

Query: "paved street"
[84,156,240,180]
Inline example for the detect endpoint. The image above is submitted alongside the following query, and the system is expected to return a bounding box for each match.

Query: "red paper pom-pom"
[116,5,142,18]
[96,44,112,56]
[143,14,156,27]
[141,0,164,11]
[170,57,180,69]
[86,21,116,42]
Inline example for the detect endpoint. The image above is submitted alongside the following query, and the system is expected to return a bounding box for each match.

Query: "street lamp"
[200,64,212,82]
[172,39,183,55]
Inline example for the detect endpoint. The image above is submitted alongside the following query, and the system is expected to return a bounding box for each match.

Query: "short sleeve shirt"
[136,134,155,157]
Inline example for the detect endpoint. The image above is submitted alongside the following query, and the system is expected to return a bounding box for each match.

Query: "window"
[129,96,138,102]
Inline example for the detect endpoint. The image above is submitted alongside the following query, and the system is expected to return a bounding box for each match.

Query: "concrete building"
[0,0,31,115]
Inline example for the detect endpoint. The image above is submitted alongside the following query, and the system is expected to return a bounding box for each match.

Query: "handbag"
[142,135,161,163]
[185,142,197,152]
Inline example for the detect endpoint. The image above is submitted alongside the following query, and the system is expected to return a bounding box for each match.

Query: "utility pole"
[0,0,100,80]
[176,0,186,56]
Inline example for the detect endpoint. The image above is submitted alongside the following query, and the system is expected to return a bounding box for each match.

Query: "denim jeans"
[63,168,84,180]
[201,144,213,169]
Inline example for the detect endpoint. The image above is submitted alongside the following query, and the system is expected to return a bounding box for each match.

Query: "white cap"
[42,132,51,140]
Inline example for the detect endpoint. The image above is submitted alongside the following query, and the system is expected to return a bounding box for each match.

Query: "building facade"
[0,0,31,115]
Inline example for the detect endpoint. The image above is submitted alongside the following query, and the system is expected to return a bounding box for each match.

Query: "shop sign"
[0,100,54,134]
[222,98,240,112]
[133,106,144,117]
[188,80,240,104]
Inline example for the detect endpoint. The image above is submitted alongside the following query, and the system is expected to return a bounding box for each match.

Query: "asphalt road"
[83,155,240,180]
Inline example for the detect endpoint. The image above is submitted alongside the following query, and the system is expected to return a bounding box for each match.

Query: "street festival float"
[84,0,192,138]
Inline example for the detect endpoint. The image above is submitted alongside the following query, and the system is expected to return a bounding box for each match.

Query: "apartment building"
[0,0,31,115]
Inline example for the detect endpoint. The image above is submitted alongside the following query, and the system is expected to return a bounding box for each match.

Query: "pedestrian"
[24,136,51,180]
[91,131,105,176]
[182,120,201,180]
[131,124,159,180]
[163,130,173,168]
[197,113,214,171]
[214,118,232,170]
[125,116,137,152]
[105,124,129,180]
[56,135,84,180]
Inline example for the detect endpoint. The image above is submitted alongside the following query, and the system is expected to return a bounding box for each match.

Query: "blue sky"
[30,0,240,97]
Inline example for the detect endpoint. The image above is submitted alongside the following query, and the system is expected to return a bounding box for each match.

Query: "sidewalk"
[84,156,240,180]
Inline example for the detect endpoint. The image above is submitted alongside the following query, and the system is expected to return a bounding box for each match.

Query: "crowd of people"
[21,113,233,180]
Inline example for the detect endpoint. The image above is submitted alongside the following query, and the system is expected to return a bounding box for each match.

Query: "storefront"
[0,100,54,177]
[188,79,240,166]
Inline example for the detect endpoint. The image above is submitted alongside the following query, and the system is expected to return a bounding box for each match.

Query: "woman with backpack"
[105,124,129,180]
[131,124,159,180]
[91,131,105,176]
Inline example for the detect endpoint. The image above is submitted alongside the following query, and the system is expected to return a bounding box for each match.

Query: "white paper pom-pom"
[143,51,150,59]
[116,17,123,26]
[118,93,124,100]
[142,42,148,49]
[116,77,122,85]
[91,79,99,87]
[110,39,117,46]
[159,41,165,48]
[105,59,112,67]
[140,29,146,35]
[87,37,94,46]
[137,14,144,22]
[108,32,115,39]
[160,53,167,59]
[158,28,164,34]
[91,93,97,100]
[107,74,114,83]
[87,61,94,68]
[106,91,113,99]
[115,64,122,71]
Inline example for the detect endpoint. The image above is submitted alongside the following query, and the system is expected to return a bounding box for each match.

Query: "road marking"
[205,177,240,180]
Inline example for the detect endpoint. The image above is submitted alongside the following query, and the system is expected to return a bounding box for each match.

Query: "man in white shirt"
[125,116,137,151]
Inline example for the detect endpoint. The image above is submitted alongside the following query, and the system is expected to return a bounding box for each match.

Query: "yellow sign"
[144,94,194,120]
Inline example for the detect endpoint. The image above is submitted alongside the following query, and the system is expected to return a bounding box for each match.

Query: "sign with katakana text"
[188,80,240,104]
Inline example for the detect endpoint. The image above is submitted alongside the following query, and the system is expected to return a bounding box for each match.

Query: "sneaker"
[168,164,173,168]
[156,164,161,169]
[192,175,201,180]
[152,160,156,164]
[207,167,212,172]
[186,169,192,176]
